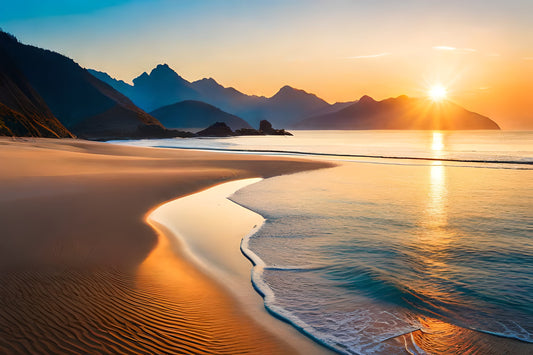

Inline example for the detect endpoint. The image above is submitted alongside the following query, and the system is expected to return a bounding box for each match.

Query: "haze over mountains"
[0,30,500,139]
[91,64,500,131]
[90,65,333,128]
[297,95,500,130]
[150,100,252,131]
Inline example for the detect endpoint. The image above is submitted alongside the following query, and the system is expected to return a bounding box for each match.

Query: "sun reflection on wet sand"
[395,315,533,355]
[132,214,297,354]
[136,179,325,354]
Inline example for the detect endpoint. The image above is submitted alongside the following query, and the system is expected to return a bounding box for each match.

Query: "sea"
[110,131,532,354]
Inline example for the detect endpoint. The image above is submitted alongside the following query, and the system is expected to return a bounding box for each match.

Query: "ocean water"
[112,131,532,354]
[109,130,532,167]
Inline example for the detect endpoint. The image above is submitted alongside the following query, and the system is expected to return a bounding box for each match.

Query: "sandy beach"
[0,137,333,354]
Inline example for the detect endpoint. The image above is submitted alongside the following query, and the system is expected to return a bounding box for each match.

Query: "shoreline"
[5,137,527,353]
[227,156,533,354]
[239,212,344,354]
[147,178,333,354]
[0,137,334,353]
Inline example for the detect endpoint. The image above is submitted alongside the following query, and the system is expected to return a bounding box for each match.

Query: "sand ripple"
[0,267,292,354]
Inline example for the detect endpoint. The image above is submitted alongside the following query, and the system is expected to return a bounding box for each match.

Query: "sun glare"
[428,85,447,102]
[431,132,444,151]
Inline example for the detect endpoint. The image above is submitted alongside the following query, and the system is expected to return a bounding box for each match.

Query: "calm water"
[109,130,532,167]
[112,131,532,354]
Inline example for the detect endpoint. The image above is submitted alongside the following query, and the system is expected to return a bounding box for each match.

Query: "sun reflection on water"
[431,132,444,154]
[427,131,448,231]
[428,161,447,228]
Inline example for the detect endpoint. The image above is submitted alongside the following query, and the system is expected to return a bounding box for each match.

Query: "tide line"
[146,178,331,355]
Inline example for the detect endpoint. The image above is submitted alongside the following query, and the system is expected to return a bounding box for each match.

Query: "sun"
[428,84,447,102]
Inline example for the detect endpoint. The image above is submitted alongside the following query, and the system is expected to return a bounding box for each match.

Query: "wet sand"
[147,178,334,354]
[0,137,333,354]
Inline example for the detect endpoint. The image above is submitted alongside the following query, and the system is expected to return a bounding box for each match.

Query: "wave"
[240,225,349,354]
[237,202,533,354]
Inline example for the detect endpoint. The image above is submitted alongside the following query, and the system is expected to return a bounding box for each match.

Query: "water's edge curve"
[146,178,333,355]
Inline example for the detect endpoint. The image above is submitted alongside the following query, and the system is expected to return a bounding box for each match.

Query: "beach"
[0,137,333,354]
[122,130,530,354]
[1,133,531,354]
[1,1,531,352]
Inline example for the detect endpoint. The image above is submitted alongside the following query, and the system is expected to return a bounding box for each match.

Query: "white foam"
[147,178,330,354]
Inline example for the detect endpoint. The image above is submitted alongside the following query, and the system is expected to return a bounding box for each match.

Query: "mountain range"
[90,65,343,128]
[90,64,499,131]
[0,30,500,139]
[150,100,252,131]
[296,95,500,130]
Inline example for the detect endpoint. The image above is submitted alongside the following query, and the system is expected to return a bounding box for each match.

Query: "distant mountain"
[128,64,201,112]
[309,100,357,117]
[295,95,500,130]
[190,78,263,108]
[88,69,134,97]
[89,64,500,131]
[150,100,252,131]
[253,85,330,128]
[0,31,181,139]
[0,42,73,138]
[190,77,266,120]
[191,79,330,127]
[90,66,332,127]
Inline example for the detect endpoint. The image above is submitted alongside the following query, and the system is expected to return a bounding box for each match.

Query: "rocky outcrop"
[197,120,292,137]
[196,122,235,137]
[257,120,292,135]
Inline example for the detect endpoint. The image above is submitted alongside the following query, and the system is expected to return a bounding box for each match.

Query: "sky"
[1,0,532,129]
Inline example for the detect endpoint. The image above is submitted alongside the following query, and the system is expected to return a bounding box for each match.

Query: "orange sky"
[3,0,532,128]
